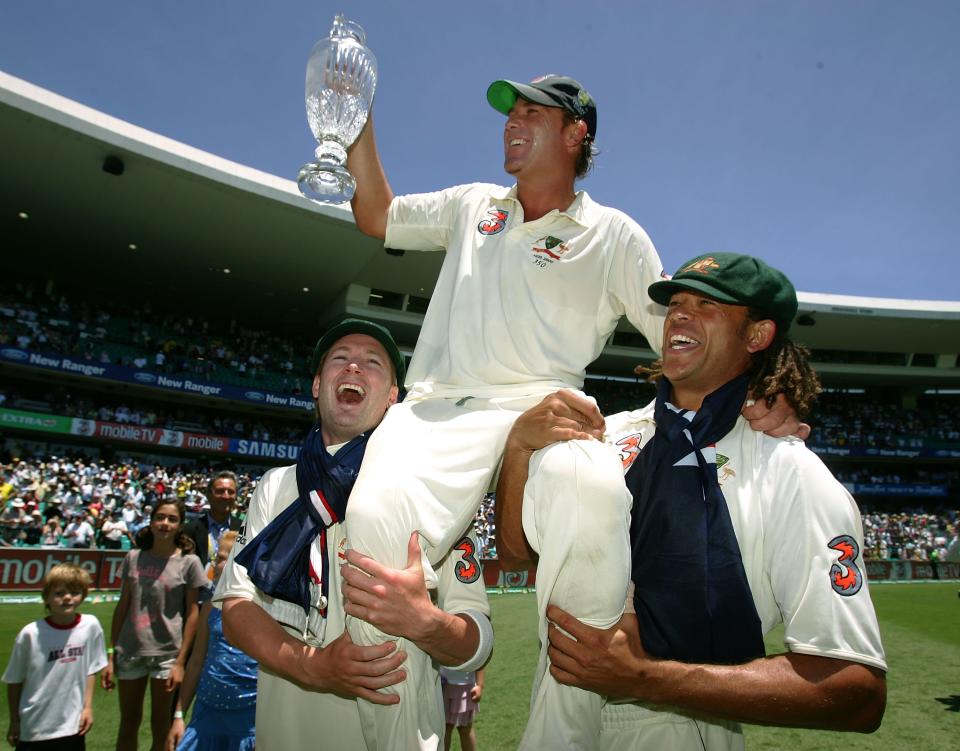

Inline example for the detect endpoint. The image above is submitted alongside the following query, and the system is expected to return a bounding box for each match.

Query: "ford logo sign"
[134,372,157,384]
[244,391,266,401]
[0,348,28,362]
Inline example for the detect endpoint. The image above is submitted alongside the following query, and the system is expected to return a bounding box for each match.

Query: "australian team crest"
[681,256,721,275]
[716,453,736,484]
[531,235,570,266]
[478,208,508,235]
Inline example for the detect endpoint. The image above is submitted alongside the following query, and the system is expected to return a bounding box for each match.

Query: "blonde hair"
[213,530,240,581]
[42,563,91,603]
[218,530,239,551]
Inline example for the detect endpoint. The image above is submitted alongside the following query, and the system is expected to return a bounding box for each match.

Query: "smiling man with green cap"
[215,317,492,750]
[340,75,802,749]
[497,252,886,749]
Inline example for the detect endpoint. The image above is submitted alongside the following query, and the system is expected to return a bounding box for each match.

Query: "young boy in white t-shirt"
[3,563,108,750]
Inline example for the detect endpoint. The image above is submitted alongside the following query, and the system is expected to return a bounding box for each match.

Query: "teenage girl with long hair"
[103,499,206,751]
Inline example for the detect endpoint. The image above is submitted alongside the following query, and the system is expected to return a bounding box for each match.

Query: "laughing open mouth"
[337,383,366,403]
[669,334,701,350]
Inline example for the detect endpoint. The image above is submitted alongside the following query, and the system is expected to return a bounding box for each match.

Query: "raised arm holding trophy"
[293,15,807,749]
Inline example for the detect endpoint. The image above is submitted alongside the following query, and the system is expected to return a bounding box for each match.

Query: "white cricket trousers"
[255,666,366,749]
[599,703,744,750]
[518,438,633,751]
[344,394,539,751]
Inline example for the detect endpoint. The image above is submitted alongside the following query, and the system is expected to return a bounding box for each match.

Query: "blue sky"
[2,1,958,300]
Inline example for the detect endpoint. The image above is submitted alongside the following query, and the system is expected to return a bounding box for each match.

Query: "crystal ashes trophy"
[297,15,377,204]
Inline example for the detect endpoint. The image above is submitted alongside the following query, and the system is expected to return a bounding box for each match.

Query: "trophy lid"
[330,14,367,44]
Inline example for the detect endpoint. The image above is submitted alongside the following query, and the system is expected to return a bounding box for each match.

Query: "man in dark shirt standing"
[185,471,243,590]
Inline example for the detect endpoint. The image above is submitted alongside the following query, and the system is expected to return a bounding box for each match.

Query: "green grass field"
[0,582,957,750]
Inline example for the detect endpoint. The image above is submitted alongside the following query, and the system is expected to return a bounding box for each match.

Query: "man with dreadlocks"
[497,253,887,749]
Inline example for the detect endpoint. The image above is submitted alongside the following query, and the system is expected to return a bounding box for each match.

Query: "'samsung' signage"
[231,439,301,460]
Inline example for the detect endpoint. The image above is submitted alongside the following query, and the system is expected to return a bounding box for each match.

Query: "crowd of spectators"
[861,510,959,562]
[0,454,258,549]
[582,381,960,453]
[809,392,960,449]
[474,494,496,559]
[0,451,511,559]
[587,377,657,416]
[0,453,495,557]
[4,281,960,565]
[1,453,959,563]
[5,281,960,453]
[0,281,316,393]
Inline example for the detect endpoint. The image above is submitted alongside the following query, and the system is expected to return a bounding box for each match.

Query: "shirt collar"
[490,184,594,229]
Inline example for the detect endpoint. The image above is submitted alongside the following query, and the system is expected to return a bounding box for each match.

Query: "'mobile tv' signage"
[1,407,302,462]
[0,549,127,590]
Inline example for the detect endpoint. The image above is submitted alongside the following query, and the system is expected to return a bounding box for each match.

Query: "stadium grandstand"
[1,69,959,590]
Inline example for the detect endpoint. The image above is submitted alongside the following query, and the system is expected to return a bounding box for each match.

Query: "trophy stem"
[297,138,356,203]
[314,139,348,166]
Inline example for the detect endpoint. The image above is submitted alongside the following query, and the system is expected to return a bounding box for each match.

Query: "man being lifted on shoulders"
[345,76,800,749]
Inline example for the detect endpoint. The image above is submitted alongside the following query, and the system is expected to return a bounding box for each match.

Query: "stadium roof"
[3,70,959,387]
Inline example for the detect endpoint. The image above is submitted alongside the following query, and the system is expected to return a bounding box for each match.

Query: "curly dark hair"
[135,497,195,554]
[637,308,822,419]
[742,310,822,418]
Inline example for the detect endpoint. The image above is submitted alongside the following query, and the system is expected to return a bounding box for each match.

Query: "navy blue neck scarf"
[234,422,369,614]
[625,374,765,664]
